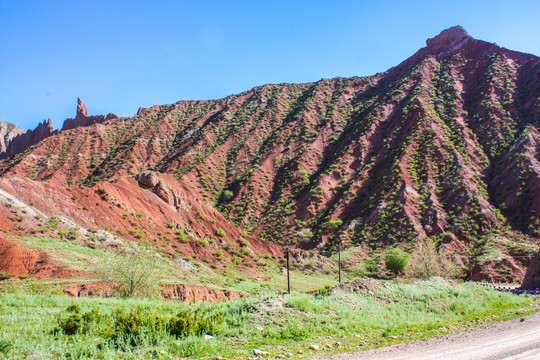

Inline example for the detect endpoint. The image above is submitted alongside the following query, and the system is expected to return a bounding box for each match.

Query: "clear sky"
[1,0,539,131]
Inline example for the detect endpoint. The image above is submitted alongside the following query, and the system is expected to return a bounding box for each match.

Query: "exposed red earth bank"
[62,282,245,303]
[0,237,74,278]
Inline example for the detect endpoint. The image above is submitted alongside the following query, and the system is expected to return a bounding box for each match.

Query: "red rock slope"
[0,26,538,281]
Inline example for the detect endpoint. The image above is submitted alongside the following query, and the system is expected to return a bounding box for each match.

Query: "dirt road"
[315,311,540,360]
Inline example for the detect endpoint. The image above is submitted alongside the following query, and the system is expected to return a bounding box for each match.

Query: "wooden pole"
[469,256,473,281]
[286,249,291,294]
[338,241,342,283]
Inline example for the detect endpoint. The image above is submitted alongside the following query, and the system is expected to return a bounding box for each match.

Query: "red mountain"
[1,26,539,281]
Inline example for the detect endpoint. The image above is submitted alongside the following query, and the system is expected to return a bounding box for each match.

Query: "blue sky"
[1,0,539,130]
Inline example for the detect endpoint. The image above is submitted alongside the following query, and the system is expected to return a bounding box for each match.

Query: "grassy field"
[0,279,537,360]
[7,234,341,294]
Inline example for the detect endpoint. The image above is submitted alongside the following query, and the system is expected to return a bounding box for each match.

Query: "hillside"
[0,26,539,282]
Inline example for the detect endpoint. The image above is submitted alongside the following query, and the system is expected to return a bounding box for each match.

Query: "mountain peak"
[426,26,472,49]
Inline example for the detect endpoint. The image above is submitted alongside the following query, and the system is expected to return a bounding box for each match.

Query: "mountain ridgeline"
[1,27,539,267]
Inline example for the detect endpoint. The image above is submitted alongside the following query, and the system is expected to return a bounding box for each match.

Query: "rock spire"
[76,97,88,119]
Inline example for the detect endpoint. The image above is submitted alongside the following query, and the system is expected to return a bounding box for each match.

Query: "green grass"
[0,279,537,359]
[7,234,339,295]
[2,235,538,359]
[10,235,189,283]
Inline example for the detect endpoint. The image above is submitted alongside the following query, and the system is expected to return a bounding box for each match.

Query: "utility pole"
[286,248,290,294]
[338,240,342,283]
[469,255,473,282]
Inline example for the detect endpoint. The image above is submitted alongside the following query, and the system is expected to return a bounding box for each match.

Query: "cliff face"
[0,121,24,153]
[522,251,540,289]
[1,119,57,159]
[0,27,539,281]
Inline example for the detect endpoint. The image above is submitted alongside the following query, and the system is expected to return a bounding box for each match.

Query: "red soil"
[0,237,40,276]
[63,282,245,303]
[0,237,74,278]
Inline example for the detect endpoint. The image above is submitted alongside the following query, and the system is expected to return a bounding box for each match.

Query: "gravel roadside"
[312,310,540,360]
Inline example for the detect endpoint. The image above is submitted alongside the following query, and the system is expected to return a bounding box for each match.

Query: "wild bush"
[66,227,80,240]
[54,304,223,346]
[297,228,313,244]
[94,251,158,298]
[328,219,343,229]
[46,216,60,230]
[54,305,100,335]
[410,238,462,279]
[0,340,12,355]
[104,308,167,347]
[385,248,411,275]
[238,238,250,247]
[176,229,190,243]
[168,309,224,338]
[216,228,226,237]
[315,284,332,296]
[222,190,233,201]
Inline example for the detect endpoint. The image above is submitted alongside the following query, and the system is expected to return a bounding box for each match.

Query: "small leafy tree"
[176,229,190,243]
[66,227,80,240]
[216,228,226,237]
[297,228,313,244]
[328,219,343,229]
[385,248,410,276]
[95,250,157,298]
[410,238,462,279]
[222,190,234,201]
[46,216,60,230]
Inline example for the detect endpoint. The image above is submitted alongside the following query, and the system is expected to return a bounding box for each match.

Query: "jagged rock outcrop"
[1,119,56,159]
[0,99,119,159]
[521,252,540,289]
[76,97,88,119]
[136,171,194,210]
[0,121,24,153]
[422,26,476,60]
[425,25,472,49]
[62,98,118,131]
